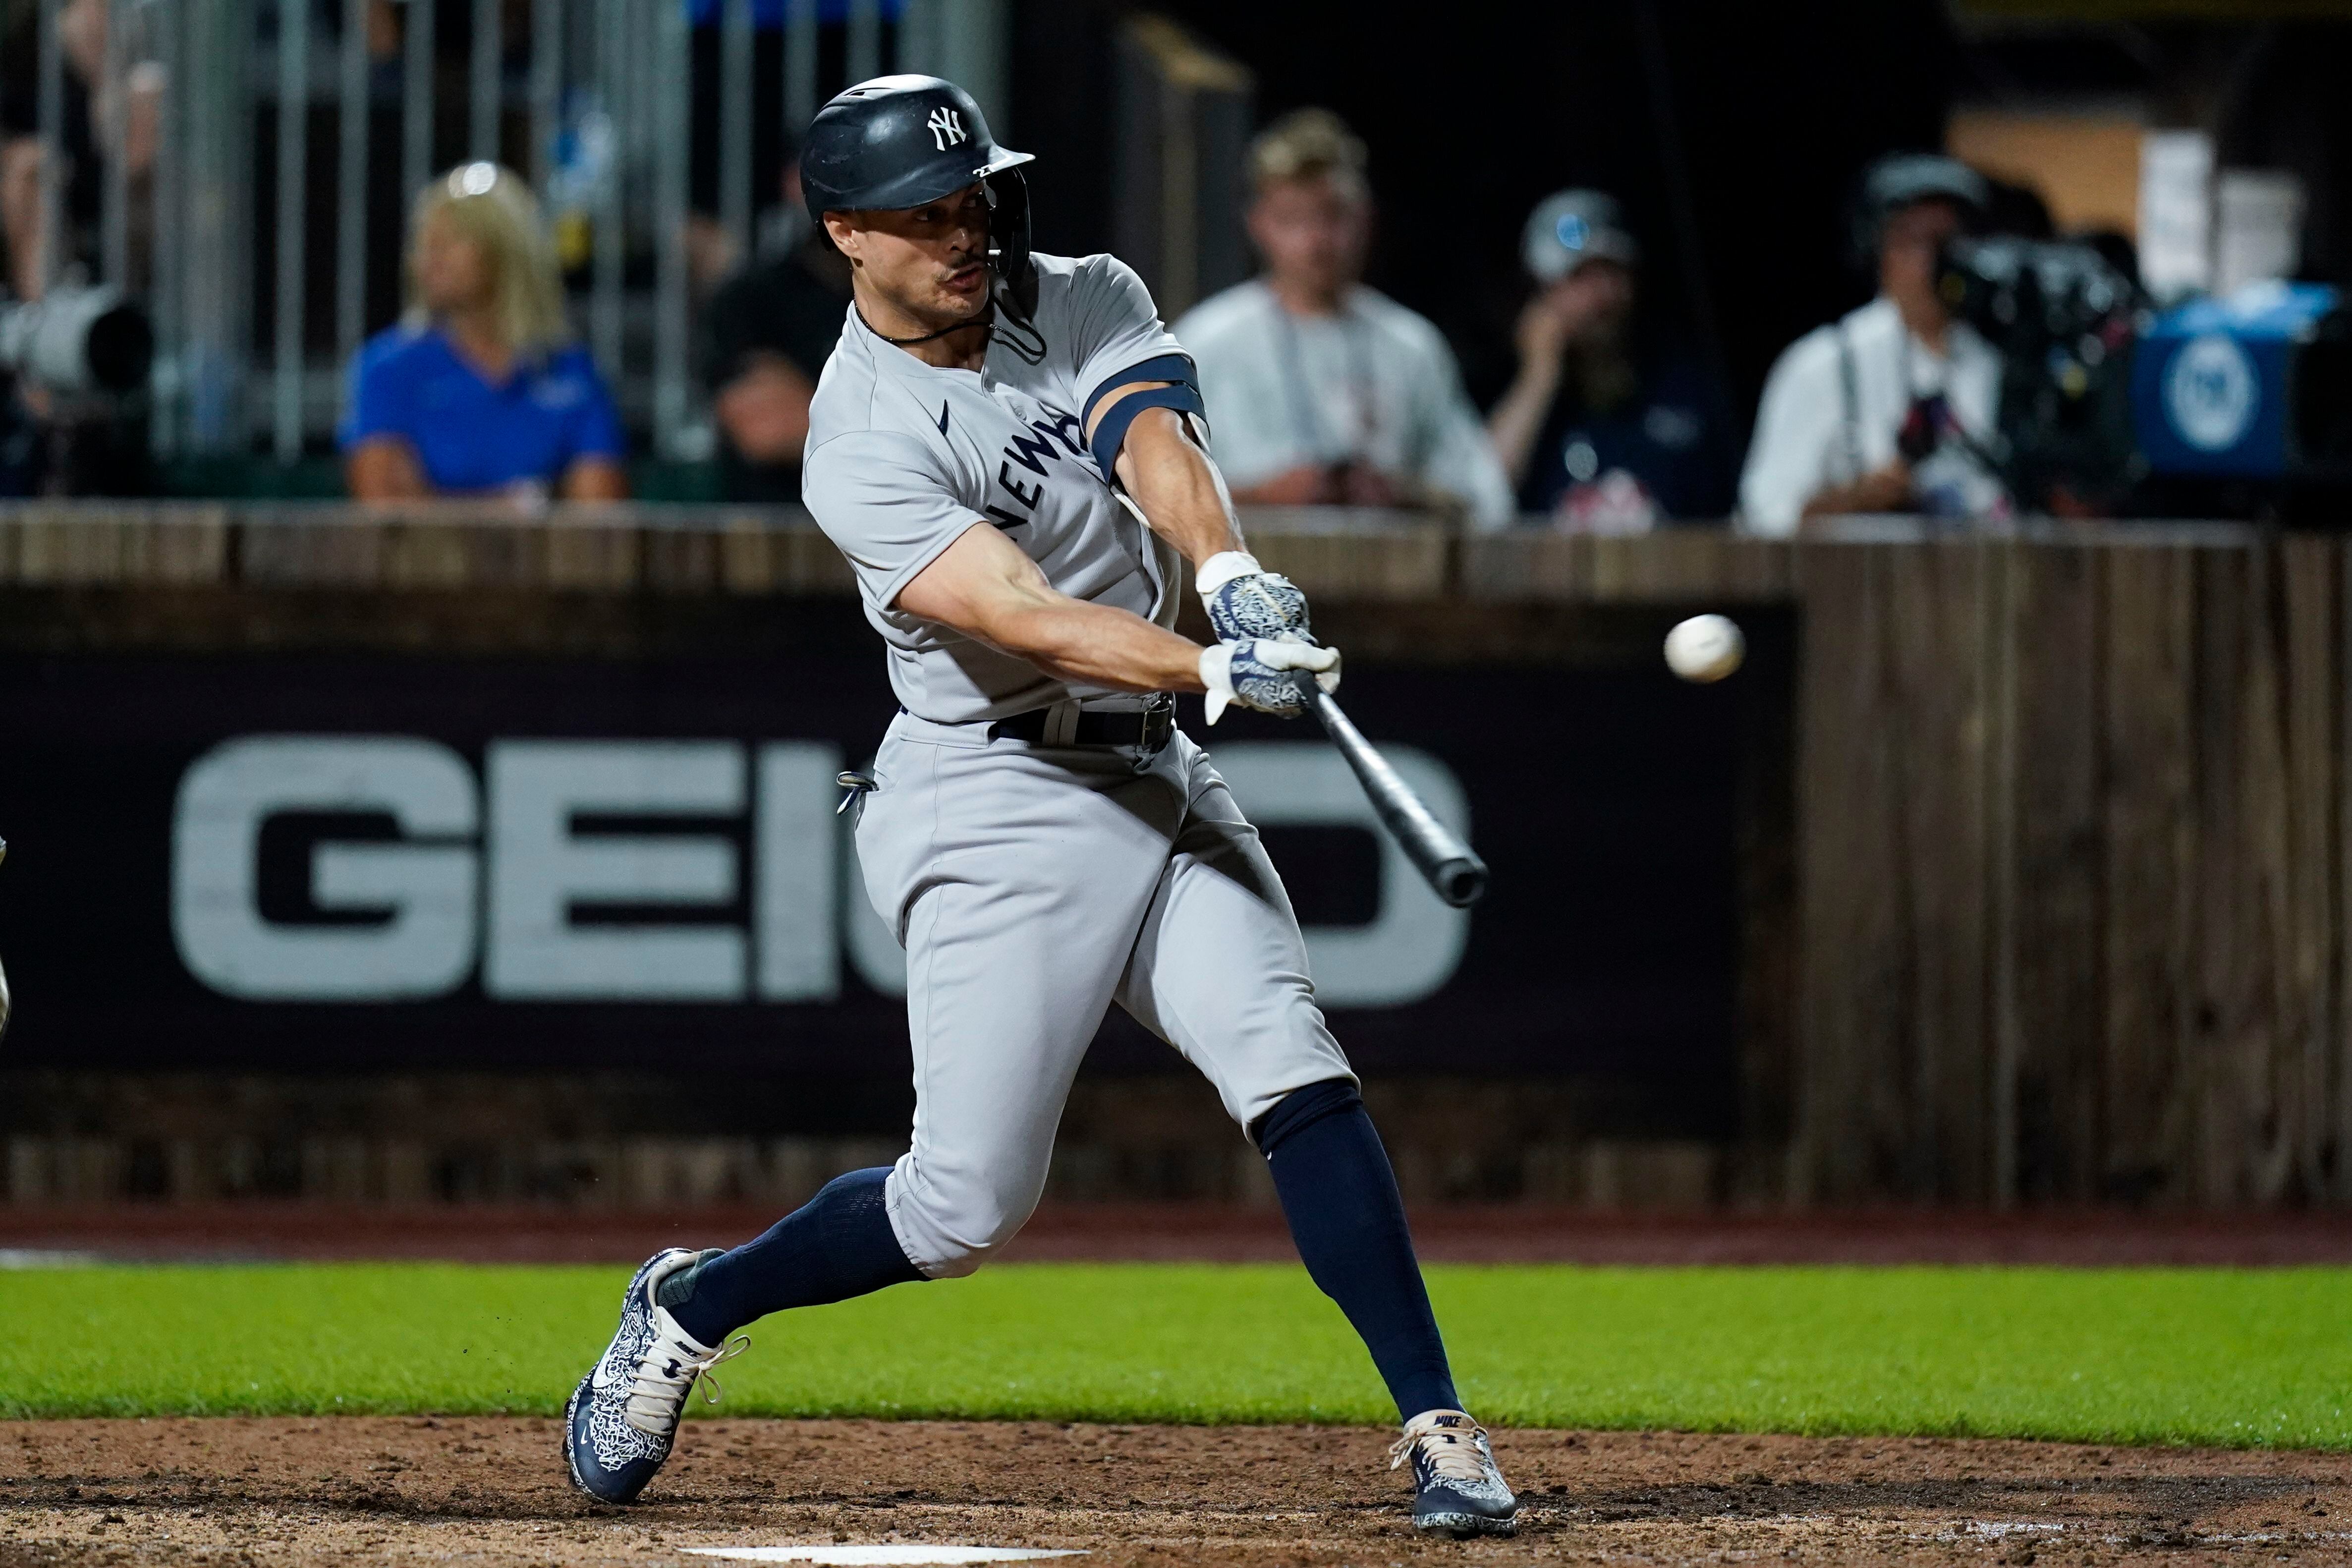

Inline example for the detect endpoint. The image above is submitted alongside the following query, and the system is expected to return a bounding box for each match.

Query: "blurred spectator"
[697,150,849,503]
[341,162,628,505]
[0,0,160,496]
[1174,108,1512,527]
[1485,190,1738,528]
[0,0,161,300]
[1740,154,2007,534]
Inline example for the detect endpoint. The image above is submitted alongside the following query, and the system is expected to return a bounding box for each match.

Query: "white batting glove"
[1199,637,1343,724]
[1198,551,1314,645]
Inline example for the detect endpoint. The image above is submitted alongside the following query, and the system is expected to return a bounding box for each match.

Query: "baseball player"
[562,76,1517,1539]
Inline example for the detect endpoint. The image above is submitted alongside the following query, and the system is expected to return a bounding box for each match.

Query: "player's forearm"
[1114,406,1245,568]
[990,595,1207,695]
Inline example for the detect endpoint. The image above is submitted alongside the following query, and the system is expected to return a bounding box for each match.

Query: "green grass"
[2,1262,2348,1448]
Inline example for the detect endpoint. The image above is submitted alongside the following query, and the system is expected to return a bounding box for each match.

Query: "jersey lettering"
[1002,425,1063,479]
[997,461,1043,510]
[1034,407,1085,456]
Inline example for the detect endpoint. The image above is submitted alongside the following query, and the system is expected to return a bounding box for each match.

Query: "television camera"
[1935,236,2351,517]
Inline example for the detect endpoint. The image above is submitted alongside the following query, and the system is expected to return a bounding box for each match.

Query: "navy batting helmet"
[802,75,1038,319]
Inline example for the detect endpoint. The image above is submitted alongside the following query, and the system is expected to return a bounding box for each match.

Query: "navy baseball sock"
[1252,1078,1460,1421]
[659,1167,926,1345]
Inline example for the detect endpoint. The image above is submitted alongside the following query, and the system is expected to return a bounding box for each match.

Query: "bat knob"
[1433,855,1490,908]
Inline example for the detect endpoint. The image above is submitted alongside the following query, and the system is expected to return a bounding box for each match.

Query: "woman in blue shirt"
[341,162,629,504]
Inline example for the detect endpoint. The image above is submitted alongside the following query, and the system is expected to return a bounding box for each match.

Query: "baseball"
[1664,614,1745,683]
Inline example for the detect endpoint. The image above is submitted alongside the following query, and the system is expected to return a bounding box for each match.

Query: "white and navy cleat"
[1389,1409,1519,1537]
[562,1247,747,1504]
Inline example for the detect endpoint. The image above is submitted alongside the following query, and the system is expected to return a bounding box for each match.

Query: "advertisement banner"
[0,621,1744,1116]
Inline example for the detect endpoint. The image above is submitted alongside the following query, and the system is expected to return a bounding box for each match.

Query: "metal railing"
[23,0,1008,465]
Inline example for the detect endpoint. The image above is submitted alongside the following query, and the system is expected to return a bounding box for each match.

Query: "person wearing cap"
[342,163,629,505]
[1738,153,2007,534]
[1486,189,1738,527]
[1173,109,1513,528]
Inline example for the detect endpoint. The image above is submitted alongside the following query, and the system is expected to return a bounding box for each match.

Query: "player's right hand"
[1199,638,1342,725]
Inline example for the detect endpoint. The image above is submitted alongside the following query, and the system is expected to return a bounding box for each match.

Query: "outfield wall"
[0,504,2340,1209]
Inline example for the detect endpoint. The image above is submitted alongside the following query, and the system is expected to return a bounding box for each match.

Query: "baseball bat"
[1305,690,1489,908]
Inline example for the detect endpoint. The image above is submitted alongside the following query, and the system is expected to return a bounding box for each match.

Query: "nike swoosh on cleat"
[936,402,951,435]
[590,1334,634,1391]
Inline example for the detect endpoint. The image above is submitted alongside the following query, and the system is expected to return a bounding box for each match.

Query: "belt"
[989,693,1176,754]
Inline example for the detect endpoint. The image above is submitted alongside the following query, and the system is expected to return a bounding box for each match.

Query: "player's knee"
[891,1163,1044,1279]
[1249,1076,1363,1157]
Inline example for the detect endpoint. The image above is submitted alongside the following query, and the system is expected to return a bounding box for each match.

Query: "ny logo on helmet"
[928,107,966,151]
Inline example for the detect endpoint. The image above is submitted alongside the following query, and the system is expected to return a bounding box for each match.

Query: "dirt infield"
[4,1417,2351,1566]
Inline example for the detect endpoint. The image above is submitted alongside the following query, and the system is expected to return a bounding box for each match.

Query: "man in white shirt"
[1174,109,1514,529]
[1739,154,2010,534]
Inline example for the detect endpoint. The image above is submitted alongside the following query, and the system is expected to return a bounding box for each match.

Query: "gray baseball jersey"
[801,254,1354,1280]
[802,251,1191,724]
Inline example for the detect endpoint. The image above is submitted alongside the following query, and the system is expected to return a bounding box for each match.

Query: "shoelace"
[622,1331,750,1439]
[1388,1412,1496,1486]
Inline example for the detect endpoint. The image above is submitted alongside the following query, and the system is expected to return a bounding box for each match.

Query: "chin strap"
[855,297,996,349]
[855,279,1047,365]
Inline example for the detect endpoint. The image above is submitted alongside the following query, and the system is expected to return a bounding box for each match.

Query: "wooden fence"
[2,504,2344,1208]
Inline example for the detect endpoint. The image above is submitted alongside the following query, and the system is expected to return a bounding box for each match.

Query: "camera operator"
[1740,154,2009,534]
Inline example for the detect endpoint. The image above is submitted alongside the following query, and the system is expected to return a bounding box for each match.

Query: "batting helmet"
[801,75,1038,319]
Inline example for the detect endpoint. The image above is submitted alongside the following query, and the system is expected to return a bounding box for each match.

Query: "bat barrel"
[1307,690,1490,908]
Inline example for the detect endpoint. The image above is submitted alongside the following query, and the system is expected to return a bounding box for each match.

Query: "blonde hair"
[404,162,570,353]
[1247,108,1369,201]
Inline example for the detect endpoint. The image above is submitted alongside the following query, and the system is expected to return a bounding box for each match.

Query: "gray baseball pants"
[853,708,1356,1278]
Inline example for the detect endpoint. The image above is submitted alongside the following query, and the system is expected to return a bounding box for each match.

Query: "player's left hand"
[1198,551,1313,645]
[1200,637,1342,725]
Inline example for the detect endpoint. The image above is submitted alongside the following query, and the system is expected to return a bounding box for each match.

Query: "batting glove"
[1198,551,1313,645]
[1200,637,1343,724]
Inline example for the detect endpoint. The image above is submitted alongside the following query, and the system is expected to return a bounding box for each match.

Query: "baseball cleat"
[1389,1409,1519,1537]
[563,1247,746,1504]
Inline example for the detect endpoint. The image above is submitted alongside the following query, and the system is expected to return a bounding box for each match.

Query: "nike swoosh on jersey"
[936,402,951,435]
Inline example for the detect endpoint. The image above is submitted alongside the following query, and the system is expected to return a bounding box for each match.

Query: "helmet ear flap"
[987,168,1037,322]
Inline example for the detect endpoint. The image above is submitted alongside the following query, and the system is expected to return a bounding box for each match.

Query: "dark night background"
[1009,0,2352,427]
[1012,0,1961,418]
